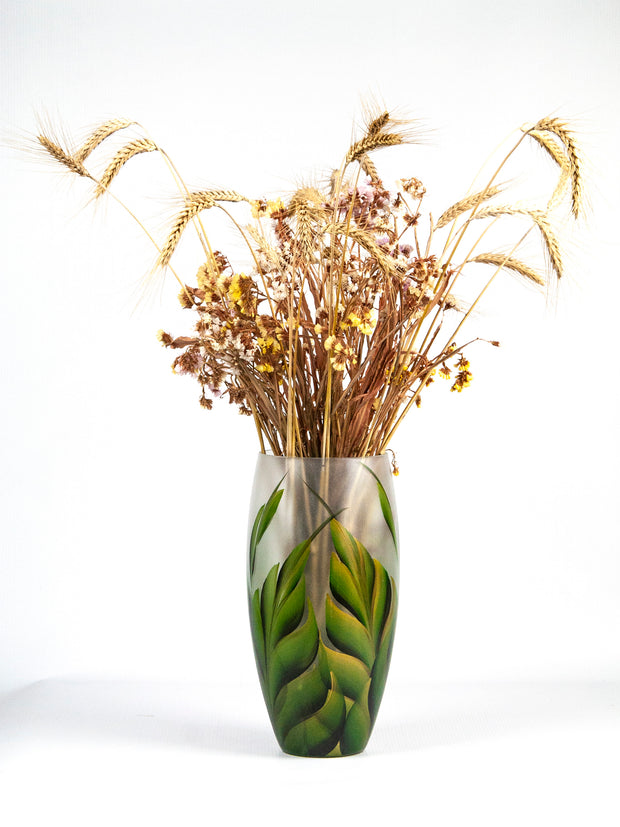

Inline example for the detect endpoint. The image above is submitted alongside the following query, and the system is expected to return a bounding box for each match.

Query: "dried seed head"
[472,253,546,287]
[75,118,135,162]
[36,135,89,177]
[436,184,504,229]
[526,117,584,219]
[95,138,158,197]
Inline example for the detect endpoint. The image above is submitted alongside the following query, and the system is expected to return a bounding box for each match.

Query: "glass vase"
[247,454,399,757]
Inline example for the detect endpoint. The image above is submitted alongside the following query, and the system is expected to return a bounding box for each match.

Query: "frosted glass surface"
[247,454,399,631]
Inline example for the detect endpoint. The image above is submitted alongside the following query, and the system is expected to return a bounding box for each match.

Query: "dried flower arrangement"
[34,110,583,461]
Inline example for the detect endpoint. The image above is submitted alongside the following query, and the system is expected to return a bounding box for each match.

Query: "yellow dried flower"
[451,369,473,392]
[228,272,242,304]
[178,287,194,309]
[156,329,173,347]
[257,335,280,354]
[250,199,267,219]
[266,198,285,217]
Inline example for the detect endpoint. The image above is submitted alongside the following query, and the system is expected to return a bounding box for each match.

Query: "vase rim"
[256,452,388,460]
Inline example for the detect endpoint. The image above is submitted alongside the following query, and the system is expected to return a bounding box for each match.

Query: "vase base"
[281,743,365,758]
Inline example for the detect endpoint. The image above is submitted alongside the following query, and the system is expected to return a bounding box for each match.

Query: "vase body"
[247,454,399,757]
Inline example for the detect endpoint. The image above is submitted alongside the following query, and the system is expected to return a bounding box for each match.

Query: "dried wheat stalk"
[94,138,158,197]
[471,252,546,286]
[436,184,504,228]
[36,135,89,177]
[473,205,564,279]
[526,117,584,218]
[75,118,135,162]
[157,190,248,268]
[32,109,586,459]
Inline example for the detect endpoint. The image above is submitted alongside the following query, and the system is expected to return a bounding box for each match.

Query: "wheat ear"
[471,253,546,286]
[326,222,398,276]
[289,188,326,260]
[529,118,583,218]
[359,153,381,183]
[94,138,158,197]
[366,111,390,136]
[37,135,89,177]
[475,206,563,279]
[436,184,504,229]
[345,133,404,165]
[526,129,571,211]
[157,190,248,269]
[75,118,135,162]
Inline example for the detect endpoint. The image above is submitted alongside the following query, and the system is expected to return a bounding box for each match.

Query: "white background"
[1,0,619,824]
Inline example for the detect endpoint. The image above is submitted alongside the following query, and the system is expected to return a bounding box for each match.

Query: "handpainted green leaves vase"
[247,454,399,757]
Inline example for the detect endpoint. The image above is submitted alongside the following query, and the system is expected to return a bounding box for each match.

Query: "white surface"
[1,0,619,822]
[1,679,618,826]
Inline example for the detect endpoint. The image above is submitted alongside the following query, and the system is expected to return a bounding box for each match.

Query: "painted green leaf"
[250,589,266,678]
[362,463,398,552]
[325,595,374,669]
[270,573,306,645]
[323,517,398,754]
[369,558,391,648]
[259,485,284,542]
[302,481,340,520]
[329,551,369,627]
[329,519,361,577]
[340,680,372,756]
[282,674,346,757]
[321,643,370,703]
[268,599,320,703]
[260,564,279,650]
[368,577,397,720]
[273,662,329,741]
[276,514,334,607]
[249,504,264,577]
[249,476,285,576]
[330,520,376,605]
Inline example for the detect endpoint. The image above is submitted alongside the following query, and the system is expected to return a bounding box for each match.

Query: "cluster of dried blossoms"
[35,111,584,458]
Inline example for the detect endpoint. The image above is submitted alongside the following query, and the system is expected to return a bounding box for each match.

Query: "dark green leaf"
[329,551,369,627]
[250,589,266,678]
[249,475,285,576]
[362,464,398,552]
[258,488,284,544]
[276,514,333,606]
[370,557,391,648]
[369,576,397,720]
[321,644,370,702]
[325,595,374,669]
[273,662,329,741]
[249,504,265,577]
[340,681,372,756]
[330,519,360,576]
[268,599,319,703]
[260,564,279,650]
[271,573,306,646]
[282,674,346,757]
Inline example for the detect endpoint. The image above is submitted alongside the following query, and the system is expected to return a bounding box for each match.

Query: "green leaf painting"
[249,481,398,757]
[249,475,285,576]
[362,463,398,552]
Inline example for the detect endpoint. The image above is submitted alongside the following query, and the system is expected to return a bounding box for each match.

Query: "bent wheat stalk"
[31,108,586,458]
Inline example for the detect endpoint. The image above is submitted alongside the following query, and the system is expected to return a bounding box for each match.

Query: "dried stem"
[32,109,585,459]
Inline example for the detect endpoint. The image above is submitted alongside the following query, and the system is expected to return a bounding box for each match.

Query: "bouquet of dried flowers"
[34,109,583,460]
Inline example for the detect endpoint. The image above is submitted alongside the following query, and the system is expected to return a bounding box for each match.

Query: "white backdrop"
[1,0,619,824]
